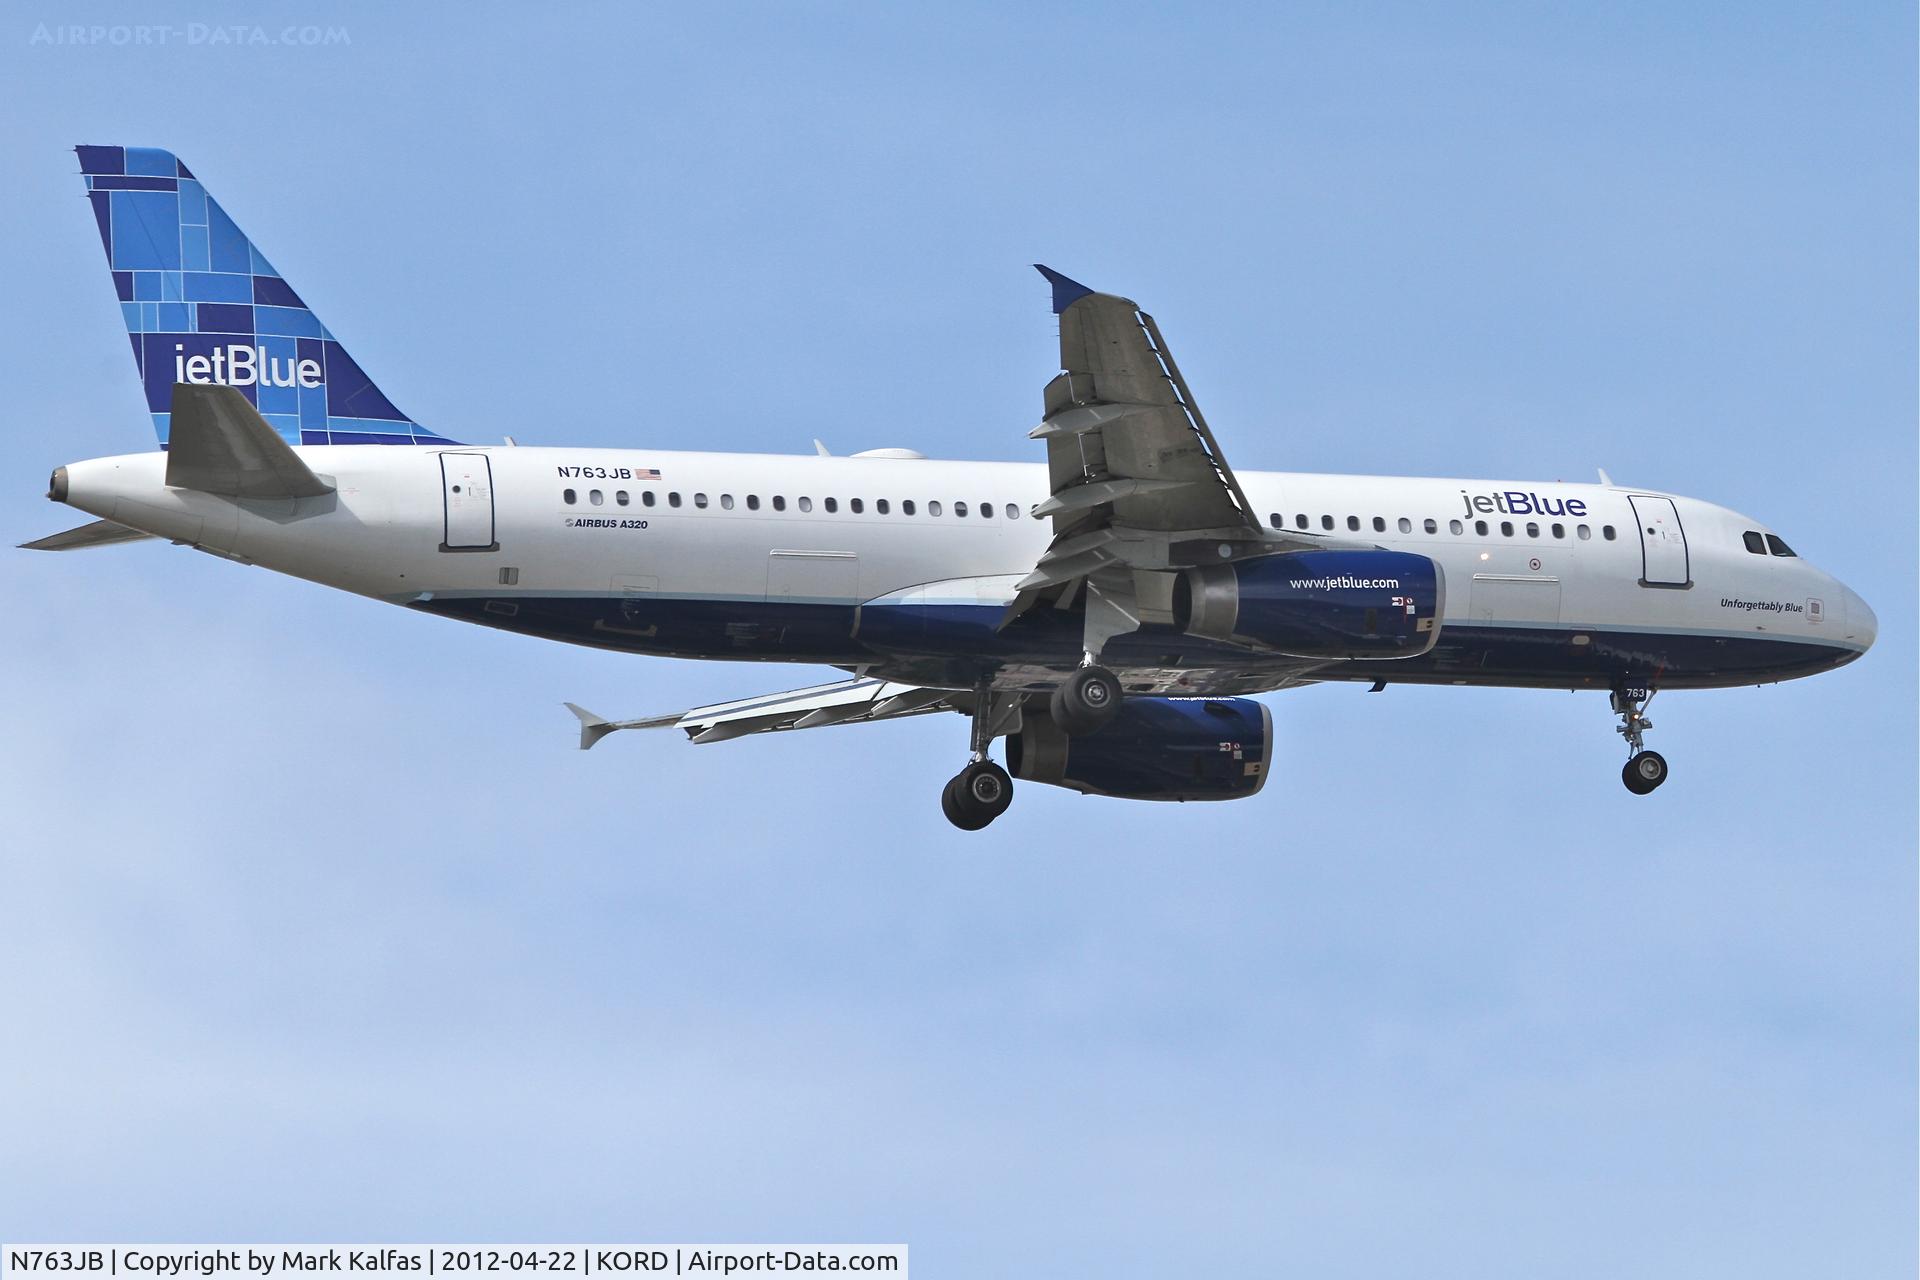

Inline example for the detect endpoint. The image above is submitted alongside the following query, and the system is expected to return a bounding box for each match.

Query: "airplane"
[29,145,1877,830]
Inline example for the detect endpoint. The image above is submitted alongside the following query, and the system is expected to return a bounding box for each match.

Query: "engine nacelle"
[1007,696,1271,802]
[1173,549,1444,659]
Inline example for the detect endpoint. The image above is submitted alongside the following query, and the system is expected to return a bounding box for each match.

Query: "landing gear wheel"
[942,760,1014,830]
[1622,750,1668,795]
[1050,665,1123,736]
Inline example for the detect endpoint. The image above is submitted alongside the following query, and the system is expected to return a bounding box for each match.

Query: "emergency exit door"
[1629,494,1689,587]
[440,453,498,552]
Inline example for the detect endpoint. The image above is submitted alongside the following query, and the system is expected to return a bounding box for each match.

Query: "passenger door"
[1628,495,1689,587]
[440,452,498,552]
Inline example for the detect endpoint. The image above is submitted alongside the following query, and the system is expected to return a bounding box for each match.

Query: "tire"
[941,775,983,830]
[1622,750,1668,795]
[1050,666,1123,736]
[962,760,1014,819]
[942,762,1012,830]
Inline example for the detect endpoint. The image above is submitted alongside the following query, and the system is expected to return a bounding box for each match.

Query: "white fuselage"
[53,444,1875,693]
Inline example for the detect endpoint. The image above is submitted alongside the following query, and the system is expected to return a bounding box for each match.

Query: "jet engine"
[1173,549,1443,659]
[1006,696,1270,801]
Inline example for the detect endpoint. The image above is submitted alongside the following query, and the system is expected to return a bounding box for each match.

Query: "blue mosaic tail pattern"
[77,145,456,448]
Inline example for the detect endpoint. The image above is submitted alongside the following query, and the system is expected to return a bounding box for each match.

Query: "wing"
[564,677,964,749]
[1015,266,1334,653]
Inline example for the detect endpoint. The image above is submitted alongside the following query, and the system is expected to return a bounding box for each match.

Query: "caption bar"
[3,1249,905,1279]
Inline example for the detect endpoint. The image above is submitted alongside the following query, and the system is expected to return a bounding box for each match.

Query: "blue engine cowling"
[1173,549,1444,659]
[1006,696,1271,801]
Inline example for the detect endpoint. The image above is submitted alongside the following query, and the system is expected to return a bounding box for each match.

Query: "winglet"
[564,702,620,750]
[1034,264,1095,314]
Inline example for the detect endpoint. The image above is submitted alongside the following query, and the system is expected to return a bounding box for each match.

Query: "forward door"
[1628,495,1689,587]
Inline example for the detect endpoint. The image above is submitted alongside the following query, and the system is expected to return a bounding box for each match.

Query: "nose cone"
[1843,585,1877,653]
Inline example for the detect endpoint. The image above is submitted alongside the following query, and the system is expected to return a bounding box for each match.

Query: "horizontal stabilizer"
[166,383,334,499]
[563,701,680,750]
[567,678,962,749]
[19,519,156,552]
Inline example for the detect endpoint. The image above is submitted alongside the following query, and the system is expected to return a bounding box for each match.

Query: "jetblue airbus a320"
[32,146,1876,829]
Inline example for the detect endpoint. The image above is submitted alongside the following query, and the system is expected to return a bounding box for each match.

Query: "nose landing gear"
[1612,687,1668,795]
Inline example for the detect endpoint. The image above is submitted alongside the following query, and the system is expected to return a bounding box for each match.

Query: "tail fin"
[75,145,455,448]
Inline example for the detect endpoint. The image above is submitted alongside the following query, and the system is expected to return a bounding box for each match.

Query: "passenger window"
[1398,517,1412,533]
[590,489,605,506]
[1500,521,1514,537]
[1765,534,1796,557]
[1475,520,1488,536]
[720,494,734,510]
[1347,516,1361,531]
[668,492,682,508]
[981,502,993,519]
[1576,524,1590,540]
[1742,531,1767,554]
[693,493,708,509]
[798,497,813,513]
[616,490,630,506]
[1449,519,1463,535]
[1602,525,1617,540]
[929,501,943,516]
[850,498,863,513]
[1550,523,1563,539]
[1296,514,1309,529]
[954,501,968,517]
[746,495,760,510]
[772,495,786,511]
[1270,512,1284,529]
[1005,503,1020,519]
[876,498,890,514]
[1424,518,1438,534]
[562,488,577,504]
[903,500,916,515]
[642,490,656,508]
[1321,515,1334,530]
[823,497,837,513]
[1525,522,1539,538]
[1372,516,1386,533]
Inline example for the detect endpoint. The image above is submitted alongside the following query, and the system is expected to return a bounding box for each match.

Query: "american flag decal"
[637,468,662,480]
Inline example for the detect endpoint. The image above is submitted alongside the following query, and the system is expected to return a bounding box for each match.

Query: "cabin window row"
[1269,512,1617,542]
[561,489,1026,519]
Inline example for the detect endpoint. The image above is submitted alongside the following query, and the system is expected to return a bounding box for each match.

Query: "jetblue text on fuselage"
[173,343,322,389]
[1459,488,1589,518]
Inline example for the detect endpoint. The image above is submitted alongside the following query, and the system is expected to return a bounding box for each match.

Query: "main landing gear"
[1612,687,1669,796]
[1050,661,1122,737]
[940,664,1124,830]
[943,680,1015,831]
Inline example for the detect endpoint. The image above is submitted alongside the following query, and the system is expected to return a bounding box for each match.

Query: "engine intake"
[1007,696,1270,802]
[1173,549,1443,659]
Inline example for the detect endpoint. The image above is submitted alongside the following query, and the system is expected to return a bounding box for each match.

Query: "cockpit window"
[1742,531,1767,555]
[1765,534,1796,557]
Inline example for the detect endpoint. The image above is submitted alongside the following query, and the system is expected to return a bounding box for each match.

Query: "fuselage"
[53,443,1876,695]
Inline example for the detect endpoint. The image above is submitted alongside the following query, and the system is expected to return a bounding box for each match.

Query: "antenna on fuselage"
[814,439,831,456]
[1597,467,1615,486]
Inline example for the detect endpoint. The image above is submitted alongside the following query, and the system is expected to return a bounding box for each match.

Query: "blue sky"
[1,3,1913,1274]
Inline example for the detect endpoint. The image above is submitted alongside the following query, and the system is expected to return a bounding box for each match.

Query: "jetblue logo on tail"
[174,343,321,389]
